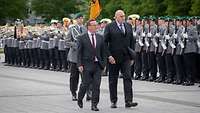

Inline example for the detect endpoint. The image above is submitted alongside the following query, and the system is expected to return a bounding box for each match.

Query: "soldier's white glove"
[152,38,158,47]
[141,32,146,37]
[197,40,200,48]
[155,33,160,37]
[161,41,167,50]
[147,33,152,37]
[145,38,150,47]
[183,33,188,39]
[180,42,185,48]
[133,32,137,37]
[139,38,144,46]
[165,35,170,40]
[173,33,177,39]
[170,41,176,48]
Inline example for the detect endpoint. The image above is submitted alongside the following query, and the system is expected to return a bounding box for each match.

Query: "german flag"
[89,0,101,19]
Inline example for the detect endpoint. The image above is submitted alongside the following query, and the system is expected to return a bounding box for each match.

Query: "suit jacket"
[104,21,135,63]
[77,33,106,70]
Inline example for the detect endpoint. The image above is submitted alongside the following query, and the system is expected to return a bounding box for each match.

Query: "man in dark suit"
[77,19,106,111]
[104,10,138,108]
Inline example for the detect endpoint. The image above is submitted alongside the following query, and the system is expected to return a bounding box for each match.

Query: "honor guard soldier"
[127,14,139,78]
[148,16,158,81]
[173,17,187,85]
[134,17,144,80]
[40,30,50,70]
[155,17,167,83]
[182,18,198,86]
[141,17,150,81]
[26,31,34,68]
[97,18,112,36]
[67,13,92,101]
[32,33,38,68]
[164,18,176,83]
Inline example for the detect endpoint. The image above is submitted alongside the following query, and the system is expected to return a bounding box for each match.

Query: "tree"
[189,0,200,16]
[164,0,192,16]
[0,0,28,19]
[31,0,80,21]
[139,0,166,16]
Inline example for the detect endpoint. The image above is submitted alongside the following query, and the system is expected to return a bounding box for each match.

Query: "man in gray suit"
[77,19,106,111]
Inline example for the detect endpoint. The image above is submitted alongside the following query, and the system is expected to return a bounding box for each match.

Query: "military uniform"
[155,24,167,82]
[149,22,158,81]
[19,38,26,66]
[40,32,50,70]
[67,24,88,99]
[134,23,143,80]
[173,24,186,84]
[49,34,57,70]
[183,23,198,85]
[27,34,34,67]
[141,22,150,80]
[164,22,176,83]
[6,36,13,65]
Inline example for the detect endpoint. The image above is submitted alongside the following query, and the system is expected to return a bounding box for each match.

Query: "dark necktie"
[91,34,96,61]
[120,24,125,34]
[91,34,95,48]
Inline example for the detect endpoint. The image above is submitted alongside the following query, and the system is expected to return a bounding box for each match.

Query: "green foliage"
[163,0,192,16]
[31,0,80,21]
[0,0,28,19]
[0,0,200,22]
[189,0,200,16]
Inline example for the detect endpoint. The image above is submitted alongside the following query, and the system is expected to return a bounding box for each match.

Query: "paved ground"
[0,54,200,113]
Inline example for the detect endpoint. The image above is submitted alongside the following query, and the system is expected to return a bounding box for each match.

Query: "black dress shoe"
[134,75,141,80]
[140,76,148,81]
[148,76,156,82]
[176,80,182,85]
[77,100,83,108]
[125,102,138,108]
[91,106,99,111]
[182,81,194,86]
[164,78,173,84]
[72,95,77,101]
[110,102,117,108]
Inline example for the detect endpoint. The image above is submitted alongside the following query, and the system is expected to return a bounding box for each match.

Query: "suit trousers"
[156,53,167,79]
[78,62,102,106]
[142,51,150,78]
[165,54,176,80]
[134,52,142,77]
[183,53,197,82]
[4,46,8,63]
[173,55,186,82]
[109,60,133,103]
[149,52,157,79]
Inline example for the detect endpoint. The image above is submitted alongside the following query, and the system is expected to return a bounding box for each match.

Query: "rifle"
[153,22,159,54]
[170,20,177,55]
[145,20,151,53]
[180,21,187,55]
[161,21,168,56]
[138,20,145,51]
